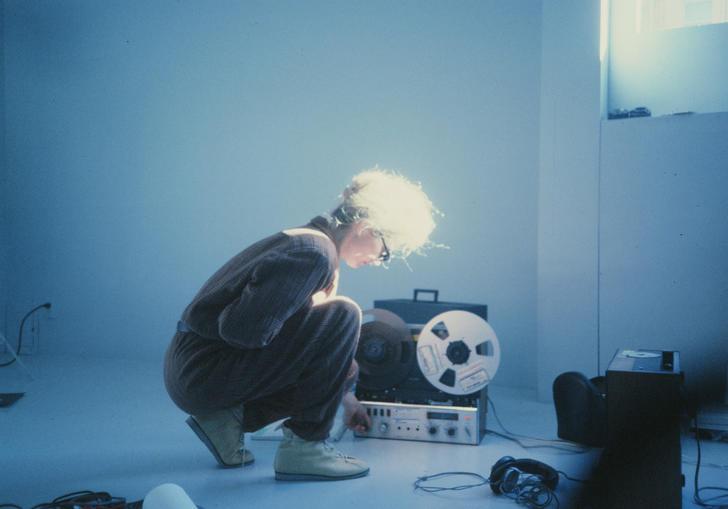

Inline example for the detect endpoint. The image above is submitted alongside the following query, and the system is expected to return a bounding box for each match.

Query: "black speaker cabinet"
[583,349,683,508]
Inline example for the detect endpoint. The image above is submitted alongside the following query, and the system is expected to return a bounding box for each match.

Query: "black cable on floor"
[693,414,728,509]
[486,395,590,453]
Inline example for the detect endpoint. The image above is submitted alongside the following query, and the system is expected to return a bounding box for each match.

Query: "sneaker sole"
[274,468,370,481]
[186,416,254,468]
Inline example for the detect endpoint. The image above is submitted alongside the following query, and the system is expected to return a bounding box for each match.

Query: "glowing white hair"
[330,168,441,259]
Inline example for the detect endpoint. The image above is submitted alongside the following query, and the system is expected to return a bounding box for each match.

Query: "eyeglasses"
[376,233,390,262]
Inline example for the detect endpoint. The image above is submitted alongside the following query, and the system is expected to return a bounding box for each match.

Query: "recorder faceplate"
[354,401,485,445]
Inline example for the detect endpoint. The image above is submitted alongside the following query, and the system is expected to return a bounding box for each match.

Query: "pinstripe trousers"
[164,297,361,441]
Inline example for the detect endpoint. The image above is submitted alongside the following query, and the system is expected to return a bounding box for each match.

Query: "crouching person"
[163,168,439,481]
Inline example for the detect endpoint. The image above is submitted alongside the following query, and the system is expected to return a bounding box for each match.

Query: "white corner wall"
[600,112,728,403]
[2,1,542,390]
[537,0,603,401]
[537,1,728,404]
[609,0,728,116]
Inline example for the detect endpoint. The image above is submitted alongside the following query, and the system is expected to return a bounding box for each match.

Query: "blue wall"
[600,112,728,402]
[2,1,541,389]
[5,1,725,400]
[0,2,6,343]
[537,0,602,400]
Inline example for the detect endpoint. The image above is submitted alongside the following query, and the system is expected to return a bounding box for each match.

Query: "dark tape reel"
[356,309,416,391]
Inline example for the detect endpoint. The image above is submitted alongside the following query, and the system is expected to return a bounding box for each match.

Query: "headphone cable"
[693,414,728,509]
[413,471,489,493]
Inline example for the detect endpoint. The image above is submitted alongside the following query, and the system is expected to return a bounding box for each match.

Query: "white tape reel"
[416,310,500,395]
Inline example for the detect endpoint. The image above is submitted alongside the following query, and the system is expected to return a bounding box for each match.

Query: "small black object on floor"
[0,392,24,407]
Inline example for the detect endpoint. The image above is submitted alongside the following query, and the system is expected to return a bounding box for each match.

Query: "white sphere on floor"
[142,483,196,509]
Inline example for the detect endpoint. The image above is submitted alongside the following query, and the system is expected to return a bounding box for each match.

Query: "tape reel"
[623,350,660,359]
[416,310,500,395]
[356,309,416,391]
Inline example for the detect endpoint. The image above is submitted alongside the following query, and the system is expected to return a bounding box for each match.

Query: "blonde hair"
[331,167,441,259]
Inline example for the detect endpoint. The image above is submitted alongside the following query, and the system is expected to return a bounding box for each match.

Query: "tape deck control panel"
[357,401,484,445]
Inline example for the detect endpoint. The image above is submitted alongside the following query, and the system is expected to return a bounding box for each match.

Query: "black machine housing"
[355,289,489,409]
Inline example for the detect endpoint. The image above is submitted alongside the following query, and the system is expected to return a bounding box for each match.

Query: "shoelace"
[322,440,358,462]
[279,427,358,462]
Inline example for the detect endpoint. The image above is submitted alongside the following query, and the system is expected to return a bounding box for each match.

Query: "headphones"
[413,456,565,508]
[489,456,559,495]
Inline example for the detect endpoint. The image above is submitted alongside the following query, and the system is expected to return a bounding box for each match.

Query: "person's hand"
[343,359,359,392]
[341,392,371,433]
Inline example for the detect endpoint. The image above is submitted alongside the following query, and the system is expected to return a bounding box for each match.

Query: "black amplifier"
[580,349,684,508]
[374,289,487,329]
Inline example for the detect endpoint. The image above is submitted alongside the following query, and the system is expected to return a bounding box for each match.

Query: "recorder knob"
[379,423,389,433]
[428,426,438,435]
[447,427,457,437]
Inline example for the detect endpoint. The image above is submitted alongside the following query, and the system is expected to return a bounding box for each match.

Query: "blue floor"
[1,355,725,508]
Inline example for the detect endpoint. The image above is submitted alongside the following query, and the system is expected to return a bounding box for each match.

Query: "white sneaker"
[186,404,254,468]
[274,426,369,481]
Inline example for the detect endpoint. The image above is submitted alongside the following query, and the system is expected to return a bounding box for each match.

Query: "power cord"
[30,490,126,509]
[413,471,489,493]
[0,303,51,368]
[486,395,591,453]
[556,470,588,483]
[414,472,489,493]
[693,414,728,509]
[1,490,148,509]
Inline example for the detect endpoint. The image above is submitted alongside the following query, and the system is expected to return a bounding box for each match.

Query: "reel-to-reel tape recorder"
[354,290,500,445]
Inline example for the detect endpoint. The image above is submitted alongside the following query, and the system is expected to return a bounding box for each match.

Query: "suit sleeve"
[216,247,332,348]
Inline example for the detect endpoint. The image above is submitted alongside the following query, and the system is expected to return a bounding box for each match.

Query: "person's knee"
[328,296,362,325]
[319,296,361,342]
